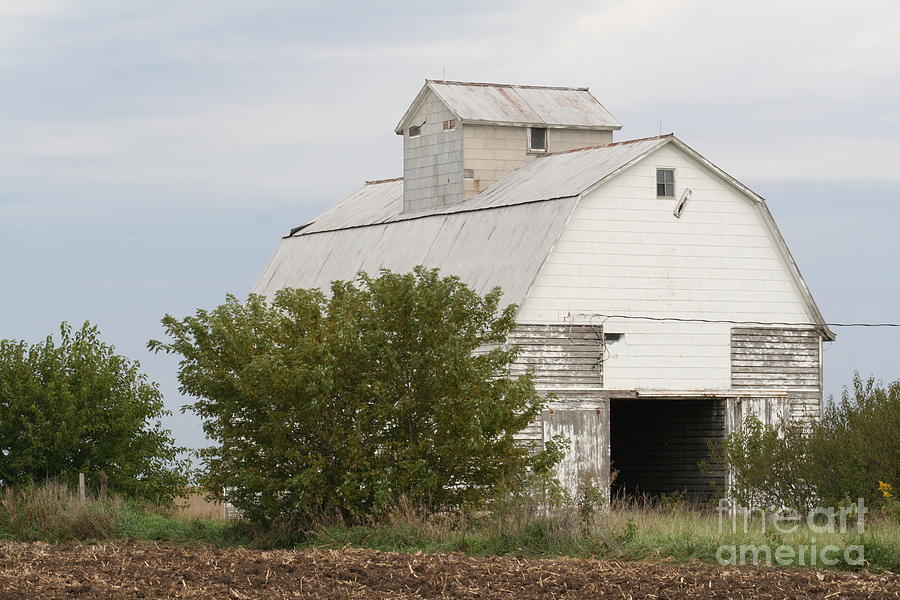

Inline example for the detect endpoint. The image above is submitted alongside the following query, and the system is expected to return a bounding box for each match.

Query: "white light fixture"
[673,188,692,218]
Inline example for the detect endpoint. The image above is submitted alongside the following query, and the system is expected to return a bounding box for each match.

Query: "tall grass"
[1,481,897,572]
[0,481,122,541]
[307,497,900,572]
[0,481,249,545]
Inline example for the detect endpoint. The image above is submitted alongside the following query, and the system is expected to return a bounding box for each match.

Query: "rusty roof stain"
[396,80,621,133]
[426,79,590,91]
[364,177,403,185]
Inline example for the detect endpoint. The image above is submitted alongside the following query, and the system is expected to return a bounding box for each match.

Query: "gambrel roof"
[255,135,835,340]
[395,80,621,133]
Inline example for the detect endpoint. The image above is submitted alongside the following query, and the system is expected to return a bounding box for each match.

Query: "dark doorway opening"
[609,398,726,504]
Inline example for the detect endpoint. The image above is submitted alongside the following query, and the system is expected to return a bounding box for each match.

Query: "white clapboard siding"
[730,327,822,421]
[517,143,815,391]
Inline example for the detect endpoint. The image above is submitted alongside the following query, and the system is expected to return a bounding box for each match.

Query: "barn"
[254,80,834,502]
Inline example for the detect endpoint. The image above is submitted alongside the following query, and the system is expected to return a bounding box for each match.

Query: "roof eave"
[395,80,444,134]
[426,79,591,92]
[459,118,621,130]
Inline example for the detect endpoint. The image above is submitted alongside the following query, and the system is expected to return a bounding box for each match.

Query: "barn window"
[442,119,456,131]
[408,125,421,138]
[657,168,675,197]
[529,127,547,152]
[463,168,475,179]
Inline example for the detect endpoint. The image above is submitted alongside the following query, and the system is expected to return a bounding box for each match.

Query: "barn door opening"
[609,398,726,504]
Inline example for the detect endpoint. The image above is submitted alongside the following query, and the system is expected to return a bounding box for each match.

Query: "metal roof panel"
[512,86,620,128]
[254,198,578,308]
[423,80,620,129]
[294,136,670,236]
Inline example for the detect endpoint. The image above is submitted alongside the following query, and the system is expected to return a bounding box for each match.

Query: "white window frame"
[527,127,548,154]
[442,119,457,132]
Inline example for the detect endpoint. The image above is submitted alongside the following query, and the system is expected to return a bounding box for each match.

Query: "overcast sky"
[2,1,898,450]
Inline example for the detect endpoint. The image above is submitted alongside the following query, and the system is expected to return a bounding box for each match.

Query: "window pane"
[530,128,546,150]
[656,169,675,196]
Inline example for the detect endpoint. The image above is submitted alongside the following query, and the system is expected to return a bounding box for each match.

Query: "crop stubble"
[0,542,897,599]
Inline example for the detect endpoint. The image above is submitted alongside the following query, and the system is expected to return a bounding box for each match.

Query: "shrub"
[812,375,900,510]
[150,267,559,526]
[717,416,820,510]
[719,373,900,511]
[0,322,190,503]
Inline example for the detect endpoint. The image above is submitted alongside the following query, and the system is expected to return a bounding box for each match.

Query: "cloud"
[2,1,897,450]
[1,0,899,200]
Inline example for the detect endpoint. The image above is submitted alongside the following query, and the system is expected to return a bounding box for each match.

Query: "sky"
[1,1,898,450]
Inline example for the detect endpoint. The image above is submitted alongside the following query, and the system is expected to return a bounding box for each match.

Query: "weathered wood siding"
[513,395,611,498]
[507,324,608,496]
[516,143,816,391]
[543,405,610,497]
[725,396,788,433]
[731,327,822,420]
[609,399,726,502]
[507,324,603,391]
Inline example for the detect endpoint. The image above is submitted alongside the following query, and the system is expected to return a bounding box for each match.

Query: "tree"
[150,267,558,525]
[0,322,189,503]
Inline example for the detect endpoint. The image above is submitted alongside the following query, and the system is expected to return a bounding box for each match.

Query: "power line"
[584,314,900,328]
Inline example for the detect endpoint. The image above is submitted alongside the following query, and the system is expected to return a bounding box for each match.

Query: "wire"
[587,315,900,328]
[587,314,610,365]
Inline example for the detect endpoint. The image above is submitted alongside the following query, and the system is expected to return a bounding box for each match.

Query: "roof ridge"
[364,177,404,185]
[427,79,589,92]
[541,133,675,157]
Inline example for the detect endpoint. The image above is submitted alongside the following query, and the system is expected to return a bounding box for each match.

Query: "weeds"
[0,481,250,546]
[0,481,121,541]
[1,481,897,572]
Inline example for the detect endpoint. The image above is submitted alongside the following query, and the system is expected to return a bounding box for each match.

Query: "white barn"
[255,80,834,501]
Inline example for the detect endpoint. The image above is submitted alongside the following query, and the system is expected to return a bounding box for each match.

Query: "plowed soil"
[1,541,897,599]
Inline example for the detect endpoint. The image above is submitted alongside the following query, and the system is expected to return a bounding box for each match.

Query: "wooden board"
[508,323,604,390]
[542,404,610,500]
[731,327,822,421]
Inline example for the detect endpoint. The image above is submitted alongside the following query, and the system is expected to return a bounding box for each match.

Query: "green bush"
[150,267,559,527]
[0,322,189,503]
[813,375,899,509]
[720,373,900,511]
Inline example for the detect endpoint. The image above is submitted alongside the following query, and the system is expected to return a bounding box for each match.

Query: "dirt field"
[0,542,897,599]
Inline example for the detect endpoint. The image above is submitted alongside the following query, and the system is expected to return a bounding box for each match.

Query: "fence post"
[78,472,86,504]
[99,471,108,501]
